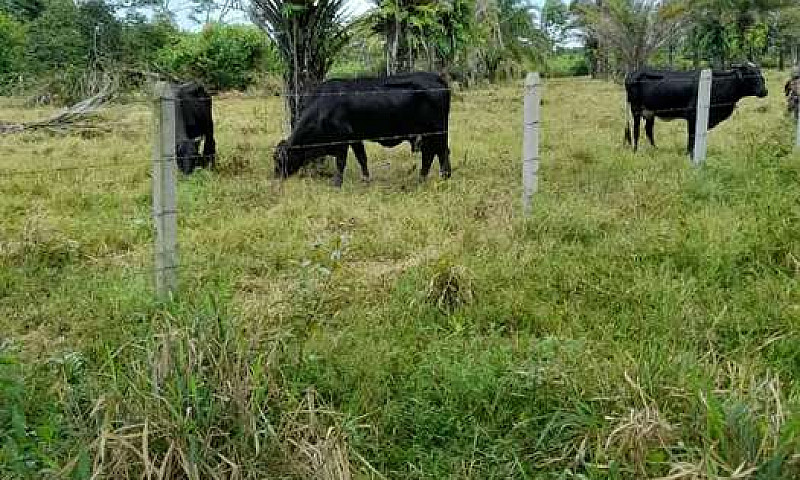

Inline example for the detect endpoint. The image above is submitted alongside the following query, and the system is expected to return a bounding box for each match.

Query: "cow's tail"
[204,117,217,170]
[622,74,635,146]
[623,96,633,146]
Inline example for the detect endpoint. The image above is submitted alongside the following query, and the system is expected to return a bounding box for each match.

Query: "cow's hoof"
[361,174,371,183]
[332,177,343,188]
[440,171,451,179]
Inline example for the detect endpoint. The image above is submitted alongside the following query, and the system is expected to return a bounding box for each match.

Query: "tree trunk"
[407,37,413,71]
[668,41,674,69]
[392,26,399,74]
[779,42,785,71]
[586,36,599,78]
[286,19,323,128]
[600,45,609,80]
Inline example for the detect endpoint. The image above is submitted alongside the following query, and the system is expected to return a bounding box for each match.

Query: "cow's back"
[176,82,213,140]
[292,72,450,145]
[626,69,699,117]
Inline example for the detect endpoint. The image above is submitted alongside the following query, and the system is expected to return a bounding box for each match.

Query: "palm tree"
[365,0,422,74]
[493,0,548,77]
[573,0,687,74]
[250,0,350,126]
[773,5,800,68]
[365,0,476,76]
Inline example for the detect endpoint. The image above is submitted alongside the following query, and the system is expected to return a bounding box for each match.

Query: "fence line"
[143,73,770,105]
[106,97,749,118]
[0,161,146,177]
[541,72,767,86]
[2,69,795,300]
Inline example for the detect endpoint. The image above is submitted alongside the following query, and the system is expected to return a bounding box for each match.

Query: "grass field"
[1,72,799,479]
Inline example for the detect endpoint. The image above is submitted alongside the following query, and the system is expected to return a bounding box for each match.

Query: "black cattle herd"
[172,63,792,184]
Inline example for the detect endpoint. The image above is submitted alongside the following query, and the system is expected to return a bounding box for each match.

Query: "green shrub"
[158,24,280,92]
[546,52,589,77]
[0,12,24,92]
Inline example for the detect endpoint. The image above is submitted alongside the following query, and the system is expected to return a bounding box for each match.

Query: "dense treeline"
[1,0,800,103]
[0,0,281,101]
[571,0,800,79]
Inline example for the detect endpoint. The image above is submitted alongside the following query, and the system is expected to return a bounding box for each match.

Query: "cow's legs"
[420,146,435,180]
[350,142,370,182]
[686,118,696,157]
[192,139,201,171]
[176,140,198,174]
[632,112,642,152]
[203,132,216,170]
[644,117,656,148]
[332,145,348,188]
[436,136,451,179]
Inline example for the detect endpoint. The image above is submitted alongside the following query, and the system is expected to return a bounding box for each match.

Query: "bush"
[24,0,121,75]
[121,14,177,71]
[0,12,24,92]
[158,24,280,92]
[546,52,589,77]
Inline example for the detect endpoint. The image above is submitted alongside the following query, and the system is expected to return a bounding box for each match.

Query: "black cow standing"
[175,82,216,174]
[624,63,768,156]
[274,72,451,187]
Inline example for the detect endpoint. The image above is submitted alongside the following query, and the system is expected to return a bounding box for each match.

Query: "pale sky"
[176,0,544,30]
[176,0,373,29]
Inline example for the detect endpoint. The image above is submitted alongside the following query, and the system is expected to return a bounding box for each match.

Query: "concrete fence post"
[795,96,800,149]
[692,68,712,166]
[152,82,178,299]
[522,72,541,217]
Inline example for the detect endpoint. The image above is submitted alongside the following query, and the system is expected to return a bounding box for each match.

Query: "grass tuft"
[425,260,476,314]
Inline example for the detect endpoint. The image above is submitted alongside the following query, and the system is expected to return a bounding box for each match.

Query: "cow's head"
[176,139,200,174]
[734,62,768,98]
[273,139,303,178]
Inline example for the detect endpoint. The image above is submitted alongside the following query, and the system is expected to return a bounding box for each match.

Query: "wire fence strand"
[144,72,768,105]
[0,161,147,177]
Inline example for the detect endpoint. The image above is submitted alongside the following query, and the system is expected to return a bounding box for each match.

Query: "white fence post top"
[525,72,540,87]
[154,81,174,99]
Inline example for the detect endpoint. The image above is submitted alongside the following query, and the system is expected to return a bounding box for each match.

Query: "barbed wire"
[0,95,755,179]
[541,72,769,86]
[0,71,775,181]
[0,68,785,303]
[0,161,147,177]
[139,72,770,104]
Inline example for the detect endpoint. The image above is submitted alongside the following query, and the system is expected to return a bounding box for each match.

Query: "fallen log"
[0,80,114,135]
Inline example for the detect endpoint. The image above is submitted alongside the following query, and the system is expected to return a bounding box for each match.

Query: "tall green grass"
[1,73,799,478]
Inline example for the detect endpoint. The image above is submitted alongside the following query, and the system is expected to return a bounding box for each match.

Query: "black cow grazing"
[175,82,216,174]
[624,63,768,156]
[274,72,451,187]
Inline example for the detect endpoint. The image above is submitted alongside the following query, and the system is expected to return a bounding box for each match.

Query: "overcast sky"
[176,0,372,29]
[177,0,543,30]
